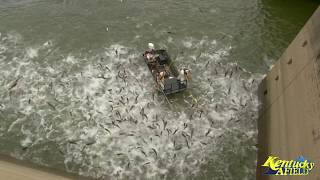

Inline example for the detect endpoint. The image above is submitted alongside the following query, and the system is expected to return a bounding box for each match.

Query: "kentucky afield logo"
[262,155,315,175]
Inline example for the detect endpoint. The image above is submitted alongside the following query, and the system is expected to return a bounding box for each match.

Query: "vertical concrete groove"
[257,6,320,180]
[259,47,314,118]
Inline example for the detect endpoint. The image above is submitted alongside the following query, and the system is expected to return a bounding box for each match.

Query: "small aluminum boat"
[143,45,190,95]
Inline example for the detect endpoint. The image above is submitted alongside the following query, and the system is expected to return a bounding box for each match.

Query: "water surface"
[0,0,318,179]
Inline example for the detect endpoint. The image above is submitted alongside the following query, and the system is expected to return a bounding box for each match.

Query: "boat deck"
[143,49,187,95]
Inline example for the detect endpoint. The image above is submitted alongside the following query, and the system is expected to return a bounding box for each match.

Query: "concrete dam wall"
[257,6,320,180]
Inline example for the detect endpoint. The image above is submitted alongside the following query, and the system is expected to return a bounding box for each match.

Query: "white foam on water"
[20,135,33,148]
[42,40,53,47]
[182,40,193,48]
[26,47,39,59]
[7,31,22,44]
[0,32,261,179]
[63,55,77,64]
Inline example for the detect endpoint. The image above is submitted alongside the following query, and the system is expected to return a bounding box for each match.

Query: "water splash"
[0,32,261,179]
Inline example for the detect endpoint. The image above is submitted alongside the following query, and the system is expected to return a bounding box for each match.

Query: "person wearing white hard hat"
[148,43,155,51]
[145,43,156,62]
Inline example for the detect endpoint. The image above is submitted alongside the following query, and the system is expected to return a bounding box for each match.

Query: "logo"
[262,155,315,176]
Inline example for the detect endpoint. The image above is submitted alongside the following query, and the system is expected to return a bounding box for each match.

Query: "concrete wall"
[257,6,320,180]
[0,154,91,180]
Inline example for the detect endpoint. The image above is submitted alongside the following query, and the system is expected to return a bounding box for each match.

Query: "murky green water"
[0,0,318,179]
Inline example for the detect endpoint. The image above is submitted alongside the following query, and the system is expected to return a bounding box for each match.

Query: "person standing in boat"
[145,43,156,62]
[179,68,191,85]
[155,71,166,89]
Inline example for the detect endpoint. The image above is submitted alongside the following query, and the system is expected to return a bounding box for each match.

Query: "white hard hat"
[148,43,155,50]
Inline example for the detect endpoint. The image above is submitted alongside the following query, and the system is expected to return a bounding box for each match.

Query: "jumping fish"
[214,68,218,75]
[183,123,188,129]
[151,148,158,158]
[119,99,125,105]
[199,110,204,118]
[167,31,176,34]
[205,129,211,136]
[190,128,194,139]
[68,140,79,145]
[185,139,190,149]
[99,124,111,135]
[105,65,111,72]
[173,128,179,135]
[229,70,233,78]
[224,70,228,77]
[200,141,207,146]
[85,140,96,146]
[166,128,172,135]
[140,108,148,120]
[162,118,167,130]
[227,86,231,95]
[140,149,147,157]
[112,121,121,128]
[205,61,210,68]
[8,76,22,90]
[47,102,56,110]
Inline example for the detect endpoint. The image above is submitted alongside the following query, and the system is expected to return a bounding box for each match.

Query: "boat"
[143,43,191,95]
